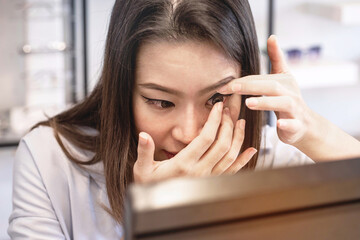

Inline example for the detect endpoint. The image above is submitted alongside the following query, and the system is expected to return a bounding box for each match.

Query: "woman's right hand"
[133,102,257,184]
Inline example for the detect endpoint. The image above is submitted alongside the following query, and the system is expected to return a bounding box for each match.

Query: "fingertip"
[248,147,257,155]
[139,132,149,146]
[217,101,224,111]
[137,132,155,165]
[239,119,246,129]
[268,34,277,42]
[277,119,287,129]
[245,98,259,108]
[267,34,277,46]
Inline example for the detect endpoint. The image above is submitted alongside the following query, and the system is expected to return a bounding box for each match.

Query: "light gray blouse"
[8,126,313,239]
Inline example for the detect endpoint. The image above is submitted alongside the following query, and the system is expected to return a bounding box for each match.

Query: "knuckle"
[133,162,143,175]
[224,122,234,136]
[273,81,282,94]
[225,117,234,129]
[217,140,231,153]
[198,168,211,177]
[287,74,297,84]
[228,149,239,161]
[286,96,296,109]
[202,133,215,146]
[235,128,245,142]
[211,168,222,176]
[258,98,267,108]
[133,168,146,183]
[191,166,208,177]
[292,94,302,104]
[212,164,225,175]
[174,160,191,175]
[225,166,236,175]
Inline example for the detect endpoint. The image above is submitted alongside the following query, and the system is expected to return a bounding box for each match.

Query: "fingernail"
[217,102,223,111]
[231,83,241,92]
[250,148,258,156]
[278,119,286,128]
[246,98,258,107]
[139,132,148,145]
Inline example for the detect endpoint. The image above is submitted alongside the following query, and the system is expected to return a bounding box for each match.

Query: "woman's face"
[133,40,241,161]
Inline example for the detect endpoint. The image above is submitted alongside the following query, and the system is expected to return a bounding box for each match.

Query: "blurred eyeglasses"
[286,45,322,62]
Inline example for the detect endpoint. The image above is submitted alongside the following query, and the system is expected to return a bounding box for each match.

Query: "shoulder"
[11,126,78,238]
[17,126,107,202]
[18,126,92,196]
[11,126,121,238]
[21,126,84,175]
[20,125,104,183]
[256,125,315,170]
[23,125,96,165]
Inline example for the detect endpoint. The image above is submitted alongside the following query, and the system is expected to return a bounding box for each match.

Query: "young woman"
[8,0,360,239]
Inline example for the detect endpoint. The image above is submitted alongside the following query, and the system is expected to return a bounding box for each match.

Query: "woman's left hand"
[219,35,360,161]
[218,35,314,147]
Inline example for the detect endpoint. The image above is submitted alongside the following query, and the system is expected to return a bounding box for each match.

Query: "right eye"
[206,93,232,107]
[142,96,175,109]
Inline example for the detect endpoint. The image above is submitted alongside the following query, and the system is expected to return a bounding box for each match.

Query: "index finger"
[217,73,292,96]
[175,102,223,163]
[268,35,289,74]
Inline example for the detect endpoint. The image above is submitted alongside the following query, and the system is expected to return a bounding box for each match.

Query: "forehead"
[135,40,240,91]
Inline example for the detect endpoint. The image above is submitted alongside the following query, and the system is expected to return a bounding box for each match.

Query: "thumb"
[135,132,155,174]
[267,35,288,74]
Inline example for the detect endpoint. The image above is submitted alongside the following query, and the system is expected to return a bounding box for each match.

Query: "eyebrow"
[138,76,235,96]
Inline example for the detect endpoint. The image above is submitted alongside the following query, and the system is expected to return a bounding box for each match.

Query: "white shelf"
[303,2,360,25]
[289,60,359,89]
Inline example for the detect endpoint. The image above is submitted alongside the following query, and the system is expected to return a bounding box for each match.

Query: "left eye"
[207,93,232,106]
[142,96,175,109]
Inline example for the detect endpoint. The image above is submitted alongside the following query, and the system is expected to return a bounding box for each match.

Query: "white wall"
[0,0,25,110]
[249,0,360,137]
[86,0,115,92]
[250,0,360,61]
[0,147,15,240]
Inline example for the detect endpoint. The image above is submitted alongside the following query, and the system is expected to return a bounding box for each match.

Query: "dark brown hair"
[35,0,262,223]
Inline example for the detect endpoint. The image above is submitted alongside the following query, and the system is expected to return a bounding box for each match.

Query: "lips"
[163,150,178,159]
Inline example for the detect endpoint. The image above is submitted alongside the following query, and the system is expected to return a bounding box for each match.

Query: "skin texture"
[132,40,257,183]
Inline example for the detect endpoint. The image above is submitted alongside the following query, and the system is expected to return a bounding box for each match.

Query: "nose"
[172,106,203,145]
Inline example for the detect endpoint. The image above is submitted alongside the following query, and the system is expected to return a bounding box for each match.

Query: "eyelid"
[206,93,233,106]
[211,93,233,99]
[141,95,164,101]
[141,95,175,109]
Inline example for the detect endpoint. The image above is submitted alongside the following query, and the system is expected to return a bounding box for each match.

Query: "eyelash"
[141,93,232,110]
[206,93,232,107]
[142,96,175,109]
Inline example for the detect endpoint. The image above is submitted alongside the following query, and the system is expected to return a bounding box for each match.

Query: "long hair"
[35,0,262,224]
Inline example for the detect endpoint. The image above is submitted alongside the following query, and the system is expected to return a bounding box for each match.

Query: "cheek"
[133,99,171,146]
[225,95,242,123]
[135,114,169,139]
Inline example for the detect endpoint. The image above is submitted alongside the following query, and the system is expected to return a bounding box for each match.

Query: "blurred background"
[1,0,360,238]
